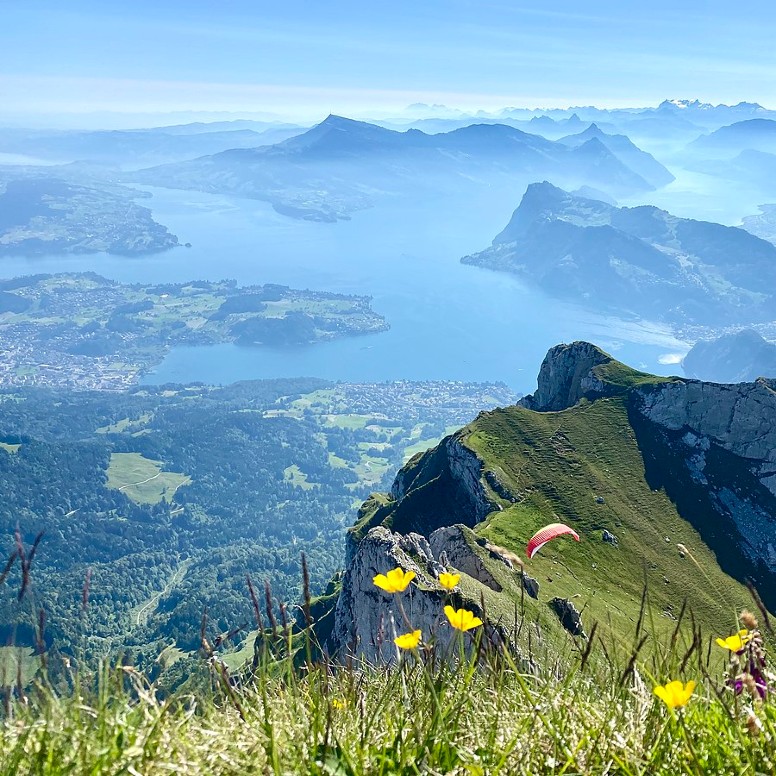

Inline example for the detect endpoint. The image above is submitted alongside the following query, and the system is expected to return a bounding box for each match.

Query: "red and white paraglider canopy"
[526,523,580,559]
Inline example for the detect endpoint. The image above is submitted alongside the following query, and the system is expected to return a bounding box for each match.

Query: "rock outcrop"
[429,526,503,592]
[635,379,776,495]
[329,526,447,662]
[391,435,497,521]
[632,379,776,576]
[602,530,618,546]
[328,525,508,662]
[519,342,614,411]
[549,598,586,637]
[350,433,500,545]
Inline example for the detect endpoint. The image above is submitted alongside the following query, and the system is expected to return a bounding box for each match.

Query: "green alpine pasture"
[106,452,191,505]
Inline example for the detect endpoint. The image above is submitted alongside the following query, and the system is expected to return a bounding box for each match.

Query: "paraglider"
[526,523,580,559]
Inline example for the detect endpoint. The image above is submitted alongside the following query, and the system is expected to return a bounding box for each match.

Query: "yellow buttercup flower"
[438,572,461,591]
[654,680,696,710]
[331,698,346,710]
[394,629,422,650]
[373,567,415,594]
[444,605,483,632]
[716,629,750,652]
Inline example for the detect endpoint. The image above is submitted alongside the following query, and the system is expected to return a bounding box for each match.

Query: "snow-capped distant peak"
[662,99,713,110]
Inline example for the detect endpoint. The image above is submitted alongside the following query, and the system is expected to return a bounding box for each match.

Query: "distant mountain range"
[399,99,774,126]
[557,123,675,187]
[683,330,776,383]
[390,112,592,139]
[0,123,304,168]
[688,119,776,158]
[724,150,776,189]
[498,99,776,130]
[461,182,776,325]
[132,115,669,221]
[383,100,776,148]
[682,120,776,201]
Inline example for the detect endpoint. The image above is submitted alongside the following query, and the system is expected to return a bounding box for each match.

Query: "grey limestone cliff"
[519,341,615,411]
[522,341,776,579]
[391,435,497,521]
[329,525,506,662]
[636,378,776,495]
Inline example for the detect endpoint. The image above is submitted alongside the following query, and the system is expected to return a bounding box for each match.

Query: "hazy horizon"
[3,100,771,132]
[4,1,776,128]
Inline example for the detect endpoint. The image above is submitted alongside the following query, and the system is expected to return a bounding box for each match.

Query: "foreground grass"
[1,644,774,776]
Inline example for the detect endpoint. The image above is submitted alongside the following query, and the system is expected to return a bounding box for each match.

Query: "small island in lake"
[0,273,388,389]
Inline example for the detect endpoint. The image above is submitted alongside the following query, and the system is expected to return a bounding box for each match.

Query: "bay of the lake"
[0,186,687,393]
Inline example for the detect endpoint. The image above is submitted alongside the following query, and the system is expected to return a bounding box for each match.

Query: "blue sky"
[3,0,776,122]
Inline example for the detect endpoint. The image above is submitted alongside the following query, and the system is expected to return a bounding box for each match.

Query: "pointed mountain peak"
[492,181,617,245]
[658,98,711,111]
[521,180,567,204]
[489,183,575,241]
[516,181,615,216]
[519,342,616,411]
[576,122,606,139]
[279,114,403,153]
[318,114,375,131]
[573,135,610,154]
[519,342,662,411]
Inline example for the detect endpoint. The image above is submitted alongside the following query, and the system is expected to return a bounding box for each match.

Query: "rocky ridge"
[322,342,776,662]
[461,182,776,325]
[518,341,617,411]
[522,342,776,579]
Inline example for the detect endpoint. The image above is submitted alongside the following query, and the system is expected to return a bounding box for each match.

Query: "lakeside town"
[0,273,388,389]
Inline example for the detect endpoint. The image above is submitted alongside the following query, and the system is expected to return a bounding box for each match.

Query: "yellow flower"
[654,680,696,710]
[444,605,483,632]
[331,698,346,710]
[373,567,415,594]
[716,629,750,652]
[438,572,461,591]
[394,629,422,650]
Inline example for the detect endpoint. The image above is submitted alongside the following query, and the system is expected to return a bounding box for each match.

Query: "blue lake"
[0,186,688,394]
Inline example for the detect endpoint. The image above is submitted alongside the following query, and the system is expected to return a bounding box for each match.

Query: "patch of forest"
[0,377,516,681]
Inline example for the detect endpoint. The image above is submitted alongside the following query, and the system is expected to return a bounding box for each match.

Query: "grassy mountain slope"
[350,355,770,656]
[471,397,752,649]
[2,349,775,773]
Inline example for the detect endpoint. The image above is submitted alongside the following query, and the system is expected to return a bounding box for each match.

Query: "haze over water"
[0,186,687,394]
